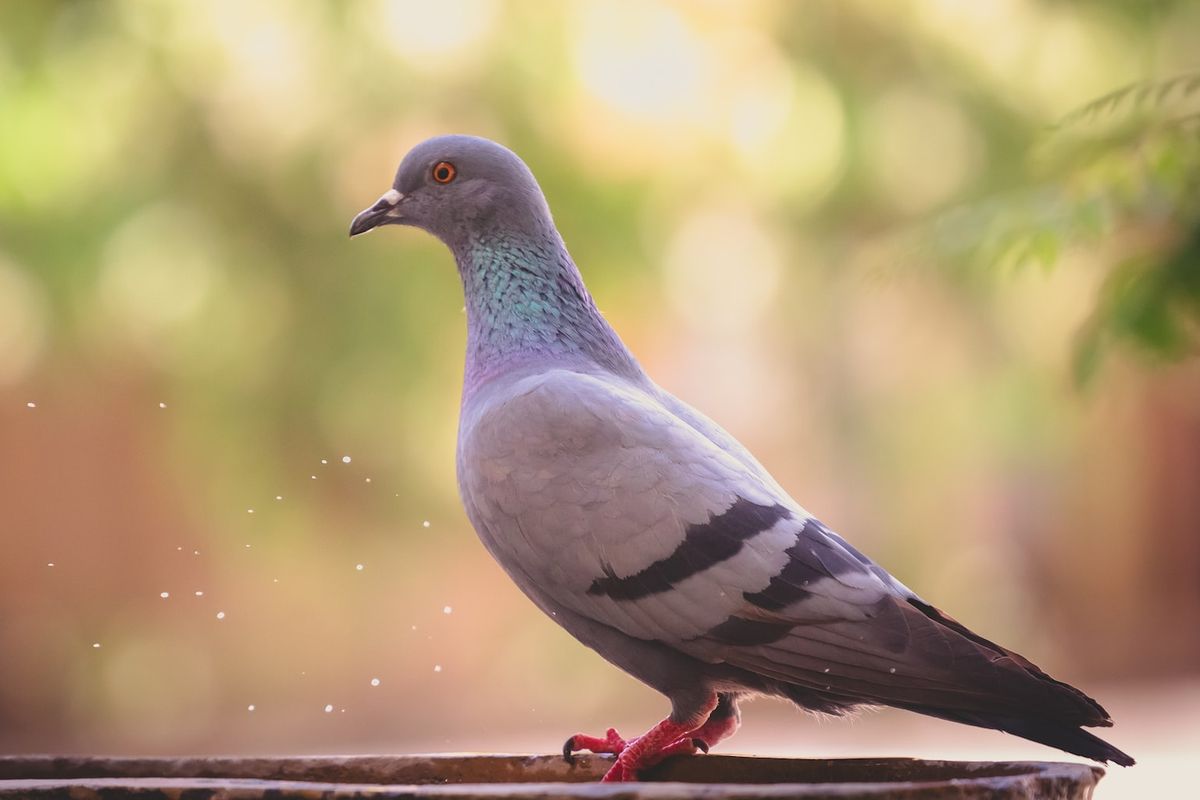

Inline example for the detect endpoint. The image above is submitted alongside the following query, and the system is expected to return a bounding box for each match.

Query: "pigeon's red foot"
[598,717,704,782]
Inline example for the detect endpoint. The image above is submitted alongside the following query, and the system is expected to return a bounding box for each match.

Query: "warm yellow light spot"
[663,201,782,335]
[865,87,982,214]
[97,204,220,348]
[573,1,708,126]
[372,0,499,73]
[728,51,845,207]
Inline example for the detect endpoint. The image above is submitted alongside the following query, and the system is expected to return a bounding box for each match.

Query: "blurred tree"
[918,73,1200,383]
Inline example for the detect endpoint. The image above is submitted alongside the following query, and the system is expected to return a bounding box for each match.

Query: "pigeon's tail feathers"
[903,597,1116,727]
[897,706,1136,767]
[716,594,1134,765]
[896,598,1135,766]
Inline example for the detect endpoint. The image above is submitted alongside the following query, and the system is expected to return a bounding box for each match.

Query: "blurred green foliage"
[917,72,1200,383]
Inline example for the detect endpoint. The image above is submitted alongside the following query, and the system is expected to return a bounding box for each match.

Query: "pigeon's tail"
[894,706,1136,767]
[896,598,1135,767]
[748,594,1135,767]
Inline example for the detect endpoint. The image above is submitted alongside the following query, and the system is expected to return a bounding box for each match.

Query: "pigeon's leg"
[600,692,719,782]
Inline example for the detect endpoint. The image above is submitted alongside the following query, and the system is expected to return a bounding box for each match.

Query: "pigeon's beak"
[349,189,405,237]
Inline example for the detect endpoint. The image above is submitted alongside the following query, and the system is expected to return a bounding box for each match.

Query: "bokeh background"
[1,1,1198,798]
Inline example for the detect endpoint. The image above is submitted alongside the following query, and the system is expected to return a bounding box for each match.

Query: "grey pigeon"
[350,135,1134,781]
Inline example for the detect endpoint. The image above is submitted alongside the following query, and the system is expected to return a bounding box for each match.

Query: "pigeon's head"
[349,134,552,246]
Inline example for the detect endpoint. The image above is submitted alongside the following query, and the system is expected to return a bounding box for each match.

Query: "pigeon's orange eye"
[432,161,457,184]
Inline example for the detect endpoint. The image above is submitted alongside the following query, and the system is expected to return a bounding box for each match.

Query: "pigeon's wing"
[459,367,902,649]
[461,368,1132,766]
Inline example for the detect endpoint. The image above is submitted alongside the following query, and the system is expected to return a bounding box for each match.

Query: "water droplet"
[370,678,381,687]
[341,455,351,464]
[160,591,170,599]
[355,564,364,571]
[216,611,225,620]
[889,667,896,674]
[92,642,101,649]
[324,704,333,713]
[442,606,452,615]
[247,704,255,711]
[823,668,830,673]
[433,665,442,673]
[422,520,431,528]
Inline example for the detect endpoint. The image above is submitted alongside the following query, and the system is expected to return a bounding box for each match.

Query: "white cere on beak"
[381,189,403,207]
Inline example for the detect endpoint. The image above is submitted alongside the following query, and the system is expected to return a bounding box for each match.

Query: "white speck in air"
[355,564,364,571]
[160,592,169,599]
[272,578,279,583]
[245,544,251,549]
[247,509,254,514]
[341,455,351,464]
[158,402,167,409]
[422,520,431,528]
[442,606,452,615]
[321,459,328,465]
[889,667,896,674]
[370,678,381,687]
[365,477,372,483]
[823,668,830,673]
[216,611,226,620]
[193,550,200,555]
[324,704,333,713]
[310,475,317,480]
[26,402,36,408]
[176,546,182,551]
[275,496,283,501]
[92,642,101,649]
[195,591,204,597]
[433,665,442,673]
[47,562,55,567]
[411,625,417,631]
[247,704,255,711]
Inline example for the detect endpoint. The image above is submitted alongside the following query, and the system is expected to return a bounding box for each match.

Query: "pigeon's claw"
[562,727,628,764]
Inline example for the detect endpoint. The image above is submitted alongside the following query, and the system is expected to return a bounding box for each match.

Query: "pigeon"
[349,134,1134,781]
